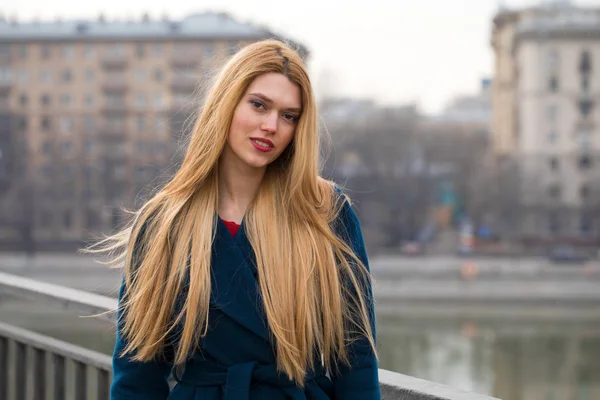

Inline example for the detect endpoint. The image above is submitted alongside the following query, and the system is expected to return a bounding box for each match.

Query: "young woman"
[97,39,380,399]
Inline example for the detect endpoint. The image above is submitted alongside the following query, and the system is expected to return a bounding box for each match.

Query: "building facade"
[491,1,600,239]
[0,13,304,249]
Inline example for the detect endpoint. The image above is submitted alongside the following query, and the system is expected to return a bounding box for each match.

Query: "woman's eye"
[250,100,265,110]
[283,113,298,122]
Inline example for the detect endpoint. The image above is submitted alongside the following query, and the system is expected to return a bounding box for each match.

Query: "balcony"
[101,100,128,115]
[99,125,127,142]
[0,271,499,400]
[170,75,198,92]
[102,76,128,93]
[170,52,200,68]
[101,53,128,69]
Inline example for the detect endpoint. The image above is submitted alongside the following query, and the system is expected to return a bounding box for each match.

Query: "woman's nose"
[261,112,278,133]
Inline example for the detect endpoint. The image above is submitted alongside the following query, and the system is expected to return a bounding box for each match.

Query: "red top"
[221,219,241,237]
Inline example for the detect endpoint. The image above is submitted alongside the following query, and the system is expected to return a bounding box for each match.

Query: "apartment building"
[0,13,305,249]
[491,1,600,238]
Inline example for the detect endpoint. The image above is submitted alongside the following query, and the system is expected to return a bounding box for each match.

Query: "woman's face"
[223,72,302,170]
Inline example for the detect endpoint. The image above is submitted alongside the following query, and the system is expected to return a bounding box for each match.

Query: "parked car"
[547,245,590,264]
[400,241,425,256]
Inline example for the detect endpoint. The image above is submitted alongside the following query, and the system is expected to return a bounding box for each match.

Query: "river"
[1,253,600,399]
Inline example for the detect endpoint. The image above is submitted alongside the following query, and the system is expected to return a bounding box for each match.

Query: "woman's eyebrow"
[248,92,301,113]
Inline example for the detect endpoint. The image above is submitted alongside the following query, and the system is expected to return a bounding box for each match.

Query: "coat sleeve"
[331,193,381,399]
[110,224,175,399]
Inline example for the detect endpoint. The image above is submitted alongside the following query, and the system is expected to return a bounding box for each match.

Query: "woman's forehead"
[246,73,302,110]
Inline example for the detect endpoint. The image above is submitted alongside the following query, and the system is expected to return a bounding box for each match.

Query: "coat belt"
[174,359,322,400]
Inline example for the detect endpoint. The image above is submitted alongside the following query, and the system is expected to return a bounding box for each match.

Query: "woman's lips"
[250,138,274,152]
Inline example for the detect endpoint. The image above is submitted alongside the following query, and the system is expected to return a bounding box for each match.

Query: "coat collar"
[210,217,270,341]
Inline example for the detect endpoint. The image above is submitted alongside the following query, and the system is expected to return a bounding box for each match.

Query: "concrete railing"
[0,271,500,400]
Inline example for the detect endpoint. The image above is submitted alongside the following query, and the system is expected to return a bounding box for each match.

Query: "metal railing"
[0,322,111,400]
[0,271,500,400]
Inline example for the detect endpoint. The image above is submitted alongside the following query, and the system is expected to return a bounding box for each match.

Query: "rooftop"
[494,1,600,37]
[0,12,285,42]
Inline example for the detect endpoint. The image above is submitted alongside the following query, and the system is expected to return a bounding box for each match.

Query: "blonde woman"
[98,39,380,399]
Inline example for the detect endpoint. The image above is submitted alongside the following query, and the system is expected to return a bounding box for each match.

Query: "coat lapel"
[210,218,270,341]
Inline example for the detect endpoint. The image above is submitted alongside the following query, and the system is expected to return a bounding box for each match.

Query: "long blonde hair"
[86,39,376,386]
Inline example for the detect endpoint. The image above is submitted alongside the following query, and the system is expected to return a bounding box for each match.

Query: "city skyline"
[4,0,599,114]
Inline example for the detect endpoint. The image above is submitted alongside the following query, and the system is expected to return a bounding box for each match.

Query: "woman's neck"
[217,155,265,224]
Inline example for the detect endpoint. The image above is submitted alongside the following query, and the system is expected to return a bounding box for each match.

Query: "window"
[84,45,95,59]
[135,93,146,109]
[112,165,127,180]
[41,141,52,154]
[41,165,54,179]
[173,43,191,54]
[582,76,590,92]
[62,45,74,59]
[106,43,125,57]
[153,43,163,57]
[579,130,591,149]
[135,166,148,183]
[41,116,52,131]
[85,94,94,107]
[155,141,166,156]
[154,115,166,131]
[41,94,51,106]
[40,70,52,84]
[153,93,163,109]
[62,141,75,158]
[84,165,95,180]
[63,210,72,229]
[135,141,146,155]
[63,165,74,180]
[105,93,125,107]
[85,69,94,82]
[84,139,95,156]
[579,99,593,117]
[548,184,561,199]
[60,117,74,133]
[107,116,125,130]
[228,41,238,56]
[549,157,559,171]
[579,155,592,170]
[40,45,51,59]
[18,69,28,84]
[60,94,73,107]
[136,43,145,58]
[153,69,163,82]
[0,67,12,84]
[581,214,592,234]
[136,115,146,131]
[547,104,558,122]
[19,94,28,107]
[111,212,122,229]
[19,44,27,59]
[548,131,558,144]
[15,116,27,131]
[580,184,590,200]
[548,75,559,92]
[84,115,94,131]
[547,50,560,69]
[580,51,592,73]
[86,209,100,229]
[549,212,559,234]
[62,69,72,82]
[135,69,146,82]
[203,42,214,59]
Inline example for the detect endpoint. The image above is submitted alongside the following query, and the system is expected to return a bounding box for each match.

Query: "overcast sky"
[3,0,600,113]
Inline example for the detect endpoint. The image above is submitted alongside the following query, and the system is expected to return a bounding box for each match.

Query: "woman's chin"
[242,156,271,170]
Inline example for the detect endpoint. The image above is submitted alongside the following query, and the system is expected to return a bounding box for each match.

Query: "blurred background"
[1,0,600,399]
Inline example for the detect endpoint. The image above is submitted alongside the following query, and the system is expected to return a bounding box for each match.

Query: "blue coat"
[110,196,380,399]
